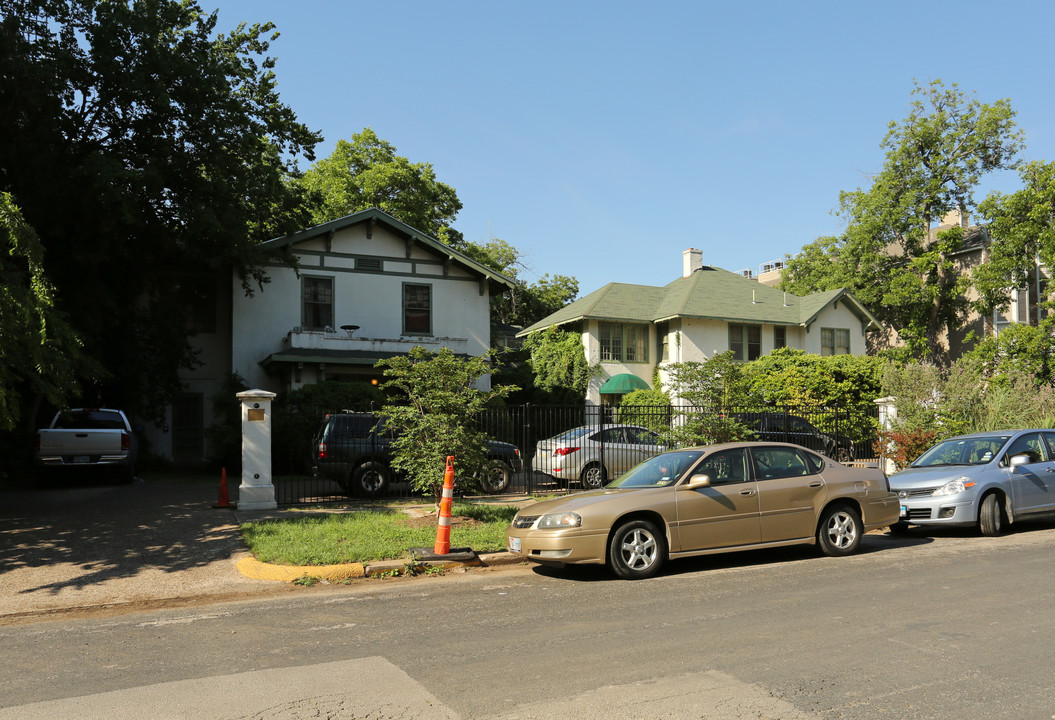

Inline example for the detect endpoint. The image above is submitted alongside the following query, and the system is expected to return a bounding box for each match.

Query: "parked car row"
[507,427,1055,580]
[529,414,858,490]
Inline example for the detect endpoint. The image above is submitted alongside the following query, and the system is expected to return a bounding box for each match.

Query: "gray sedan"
[889,429,1055,536]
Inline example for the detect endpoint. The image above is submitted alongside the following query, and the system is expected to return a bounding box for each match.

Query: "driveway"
[0,474,286,623]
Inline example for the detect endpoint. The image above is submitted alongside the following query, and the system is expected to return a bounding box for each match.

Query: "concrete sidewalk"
[0,474,521,624]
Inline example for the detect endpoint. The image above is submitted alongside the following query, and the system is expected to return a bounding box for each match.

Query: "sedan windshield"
[911,436,1012,467]
[607,451,704,489]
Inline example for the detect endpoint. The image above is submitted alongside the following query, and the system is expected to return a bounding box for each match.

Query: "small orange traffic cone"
[433,456,455,555]
[213,467,234,509]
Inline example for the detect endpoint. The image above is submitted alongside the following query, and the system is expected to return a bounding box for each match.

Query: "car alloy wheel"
[608,519,665,580]
[580,463,607,489]
[817,504,862,557]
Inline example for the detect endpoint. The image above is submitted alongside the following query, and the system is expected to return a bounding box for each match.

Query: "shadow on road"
[527,530,937,583]
[0,473,243,597]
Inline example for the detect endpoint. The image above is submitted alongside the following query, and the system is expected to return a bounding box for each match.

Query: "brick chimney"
[683,248,703,278]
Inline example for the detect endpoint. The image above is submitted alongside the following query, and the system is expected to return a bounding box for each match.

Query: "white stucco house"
[147,208,515,464]
[517,248,882,406]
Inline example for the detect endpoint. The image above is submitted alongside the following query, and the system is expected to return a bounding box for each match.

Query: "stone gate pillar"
[874,396,898,475]
[237,389,277,510]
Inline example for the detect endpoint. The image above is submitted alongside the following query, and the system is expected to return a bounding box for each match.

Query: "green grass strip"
[240,503,519,566]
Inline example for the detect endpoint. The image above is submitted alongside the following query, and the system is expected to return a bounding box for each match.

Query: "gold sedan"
[507,442,899,579]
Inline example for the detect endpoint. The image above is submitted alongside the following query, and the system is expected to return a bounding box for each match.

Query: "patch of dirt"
[400,513,485,530]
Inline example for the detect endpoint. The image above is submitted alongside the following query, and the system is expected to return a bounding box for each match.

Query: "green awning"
[598,373,650,394]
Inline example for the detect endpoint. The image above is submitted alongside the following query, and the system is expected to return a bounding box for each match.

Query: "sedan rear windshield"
[911,436,1012,467]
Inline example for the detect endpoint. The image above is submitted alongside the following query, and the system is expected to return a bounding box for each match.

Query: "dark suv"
[735,412,855,462]
[311,412,523,497]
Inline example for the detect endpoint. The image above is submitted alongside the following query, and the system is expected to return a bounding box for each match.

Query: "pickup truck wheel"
[479,460,512,494]
[351,461,390,498]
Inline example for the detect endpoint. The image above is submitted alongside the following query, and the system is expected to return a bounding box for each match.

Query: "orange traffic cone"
[213,467,234,508]
[433,456,455,555]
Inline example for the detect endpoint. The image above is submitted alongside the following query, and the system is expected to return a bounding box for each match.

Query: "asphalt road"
[2,518,1054,719]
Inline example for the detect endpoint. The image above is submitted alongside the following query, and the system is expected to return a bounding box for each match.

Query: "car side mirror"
[1009,454,1031,469]
[681,473,712,491]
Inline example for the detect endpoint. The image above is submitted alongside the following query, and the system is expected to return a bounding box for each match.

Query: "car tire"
[351,461,390,498]
[979,493,1006,537]
[607,519,665,580]
[888,521,912,535]
[817,504,863,557]
[580,462,607,490]
[479,460,512,494]
[835,447,853,463]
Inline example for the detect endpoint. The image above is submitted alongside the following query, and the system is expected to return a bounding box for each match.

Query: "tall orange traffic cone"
[213,467,234,509]
[433,456,455,555]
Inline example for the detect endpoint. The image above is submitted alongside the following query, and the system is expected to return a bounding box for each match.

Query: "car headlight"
[932,477,976,496]
[536,512,581,529]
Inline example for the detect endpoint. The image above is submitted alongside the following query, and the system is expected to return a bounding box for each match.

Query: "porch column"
[236,389,277,510]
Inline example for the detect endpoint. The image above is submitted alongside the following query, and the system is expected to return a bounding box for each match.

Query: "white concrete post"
[237,389,277,510]
[874,396,898,475]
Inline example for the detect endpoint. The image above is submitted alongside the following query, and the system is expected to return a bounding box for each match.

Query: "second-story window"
[404,283,431,334]
[302,276,333,330]
[599,323,649,363]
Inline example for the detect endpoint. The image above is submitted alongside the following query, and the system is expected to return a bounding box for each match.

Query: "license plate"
[73,456,90,464]
[508,536,521,553]
[900,505,907,517]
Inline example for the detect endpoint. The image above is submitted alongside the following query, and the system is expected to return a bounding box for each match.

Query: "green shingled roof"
[518,266,879,336]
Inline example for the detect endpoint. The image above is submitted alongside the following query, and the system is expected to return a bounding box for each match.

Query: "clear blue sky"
[207,0,1053,295]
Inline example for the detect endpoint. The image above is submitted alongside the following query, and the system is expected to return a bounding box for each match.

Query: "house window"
[403,283,431,334]
[729,324,761,361]
[774,326,786,350]
[302,277,333,330]
[821,327,850,355]
[657,321,669,362]
[599,323,649,363]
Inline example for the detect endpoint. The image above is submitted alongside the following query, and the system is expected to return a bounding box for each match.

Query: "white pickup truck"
[33,408,138,482]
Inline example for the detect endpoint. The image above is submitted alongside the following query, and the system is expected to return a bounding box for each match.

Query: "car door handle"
[809,481,823,488]
[739,489,756,497]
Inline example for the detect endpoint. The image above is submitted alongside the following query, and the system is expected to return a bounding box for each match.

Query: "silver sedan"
[888,429,1055,536]
[532,424,666,489]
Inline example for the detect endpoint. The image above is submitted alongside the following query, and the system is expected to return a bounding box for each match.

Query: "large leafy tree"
[781,80,1023,362]
[975,160,1055,317]
[298,128,464,245]
[0,0,320,423]
[0,193,98,433]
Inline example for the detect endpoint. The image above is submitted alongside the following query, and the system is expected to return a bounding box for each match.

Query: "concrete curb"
[235,551,523,583]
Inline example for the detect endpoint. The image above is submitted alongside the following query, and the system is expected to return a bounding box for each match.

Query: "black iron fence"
[269,401,880,505]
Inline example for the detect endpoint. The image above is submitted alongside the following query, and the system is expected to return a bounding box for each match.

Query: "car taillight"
[554,447,579,456]
[121,433,130,451]
[317,442,327,460]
